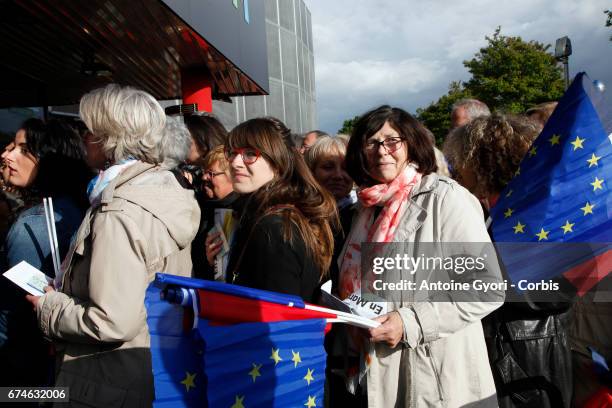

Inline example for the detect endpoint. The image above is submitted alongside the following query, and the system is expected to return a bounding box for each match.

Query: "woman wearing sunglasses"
[334,105,504,407]
[223,117,337,302]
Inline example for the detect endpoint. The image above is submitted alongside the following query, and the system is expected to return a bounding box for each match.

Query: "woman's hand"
[25,285,55,310]
[205,231,224,266]
[369,311,404,348]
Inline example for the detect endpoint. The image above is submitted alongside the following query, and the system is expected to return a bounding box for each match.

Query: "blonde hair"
[79,84,166,164]
[202,144,229,173]
[304,136,347,171]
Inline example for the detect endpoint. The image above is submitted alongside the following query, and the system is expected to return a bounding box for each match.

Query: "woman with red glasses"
[223,117,337,302]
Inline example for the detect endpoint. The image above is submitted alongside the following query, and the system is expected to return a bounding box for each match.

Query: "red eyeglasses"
[224,147,261,165]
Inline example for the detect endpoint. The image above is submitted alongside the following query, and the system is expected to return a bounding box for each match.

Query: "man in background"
[450,98,491,129]
[299,130,328,154]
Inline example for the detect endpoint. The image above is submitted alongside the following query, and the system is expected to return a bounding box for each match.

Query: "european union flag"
[200,319,327,407]
[145,275,331,407]
[146,286,205,408]
[491,72,612,297]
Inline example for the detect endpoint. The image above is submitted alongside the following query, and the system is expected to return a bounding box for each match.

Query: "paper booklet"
[210,222,230,281]
[319,280,388,320]
[3,261,53,296]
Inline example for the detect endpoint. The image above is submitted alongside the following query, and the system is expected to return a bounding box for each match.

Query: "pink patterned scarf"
[338,163,422,299]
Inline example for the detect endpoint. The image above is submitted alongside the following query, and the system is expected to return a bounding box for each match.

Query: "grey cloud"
[306,0,612,133]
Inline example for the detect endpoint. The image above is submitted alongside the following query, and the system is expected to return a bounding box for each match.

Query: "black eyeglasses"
[224,147,261,165]
[364,137,405,153]
[203,170,226,179]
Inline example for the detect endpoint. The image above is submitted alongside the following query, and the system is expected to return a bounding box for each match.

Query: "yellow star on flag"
[591,177,604,191]
[506,189,513,198]
[291,350,302,368]
[587,153,601,167]
[513,221,526,234]
[571,136,585,150]
[180,372,196,392]
[535,228,549,241]
[528,146,537,157]
[561,220,574,234]
[581,202,595,215]
[549,134,561,146]
[304,368,315,386]
[270,348,282,366]
[305,395,317,408]
[504,208,514,218]
[231,395,245,408]
[248,363,262,382]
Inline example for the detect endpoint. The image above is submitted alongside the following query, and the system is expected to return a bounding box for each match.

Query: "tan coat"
[36,162,200,407]
[341,174,504,407]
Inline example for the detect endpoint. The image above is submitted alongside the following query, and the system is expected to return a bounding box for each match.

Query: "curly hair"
[443,113,538,197]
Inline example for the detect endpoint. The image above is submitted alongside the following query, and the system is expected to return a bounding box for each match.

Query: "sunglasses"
[224,147,261,165]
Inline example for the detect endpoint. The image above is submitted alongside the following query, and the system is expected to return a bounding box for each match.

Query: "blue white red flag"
[490,72,612,297]
[145,274,369,407]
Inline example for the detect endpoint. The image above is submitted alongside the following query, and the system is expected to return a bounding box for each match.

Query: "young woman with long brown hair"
[222,117,337,302]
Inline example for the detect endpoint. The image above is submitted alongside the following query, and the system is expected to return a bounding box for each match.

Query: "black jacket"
[484,225,573,408]
[191,192,240,280]
[227,211,321,303]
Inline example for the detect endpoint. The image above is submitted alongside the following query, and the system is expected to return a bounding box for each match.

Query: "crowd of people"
[0,83,608,407]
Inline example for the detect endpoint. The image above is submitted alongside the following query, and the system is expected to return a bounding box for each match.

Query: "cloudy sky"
[304,0,612,134]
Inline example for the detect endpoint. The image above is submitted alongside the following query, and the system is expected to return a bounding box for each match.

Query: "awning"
[0,0,268,108]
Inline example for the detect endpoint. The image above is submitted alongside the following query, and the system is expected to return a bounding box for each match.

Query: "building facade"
[212,0,316,133]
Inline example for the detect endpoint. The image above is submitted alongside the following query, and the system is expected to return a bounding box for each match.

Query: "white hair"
[160,116,192,169]
[451,98,491,120]
[304,135,347,170]
[79,84,166,163]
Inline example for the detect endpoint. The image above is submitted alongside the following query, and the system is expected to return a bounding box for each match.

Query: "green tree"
[416,81,472,145]
[606,10,611,40]
[463,27,565,113]
[337,115,360,135]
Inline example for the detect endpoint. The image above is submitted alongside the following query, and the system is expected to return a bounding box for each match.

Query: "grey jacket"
[36,162,200,407]
[341,174,504,407]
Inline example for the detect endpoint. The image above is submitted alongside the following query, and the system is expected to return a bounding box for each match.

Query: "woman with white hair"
[26,84,200,406]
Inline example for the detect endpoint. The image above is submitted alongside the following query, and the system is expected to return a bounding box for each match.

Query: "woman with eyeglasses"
[335,105,504,407]
[223,117,337,302]
[198,145,239,281]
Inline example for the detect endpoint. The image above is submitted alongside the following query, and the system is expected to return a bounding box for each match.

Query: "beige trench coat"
[340,174,504,407]
[36,162,200,407]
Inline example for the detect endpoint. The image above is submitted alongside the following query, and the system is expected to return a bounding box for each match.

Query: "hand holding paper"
[3,260,54,296]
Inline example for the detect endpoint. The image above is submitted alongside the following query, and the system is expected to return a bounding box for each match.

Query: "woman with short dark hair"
[337,105,503,406]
